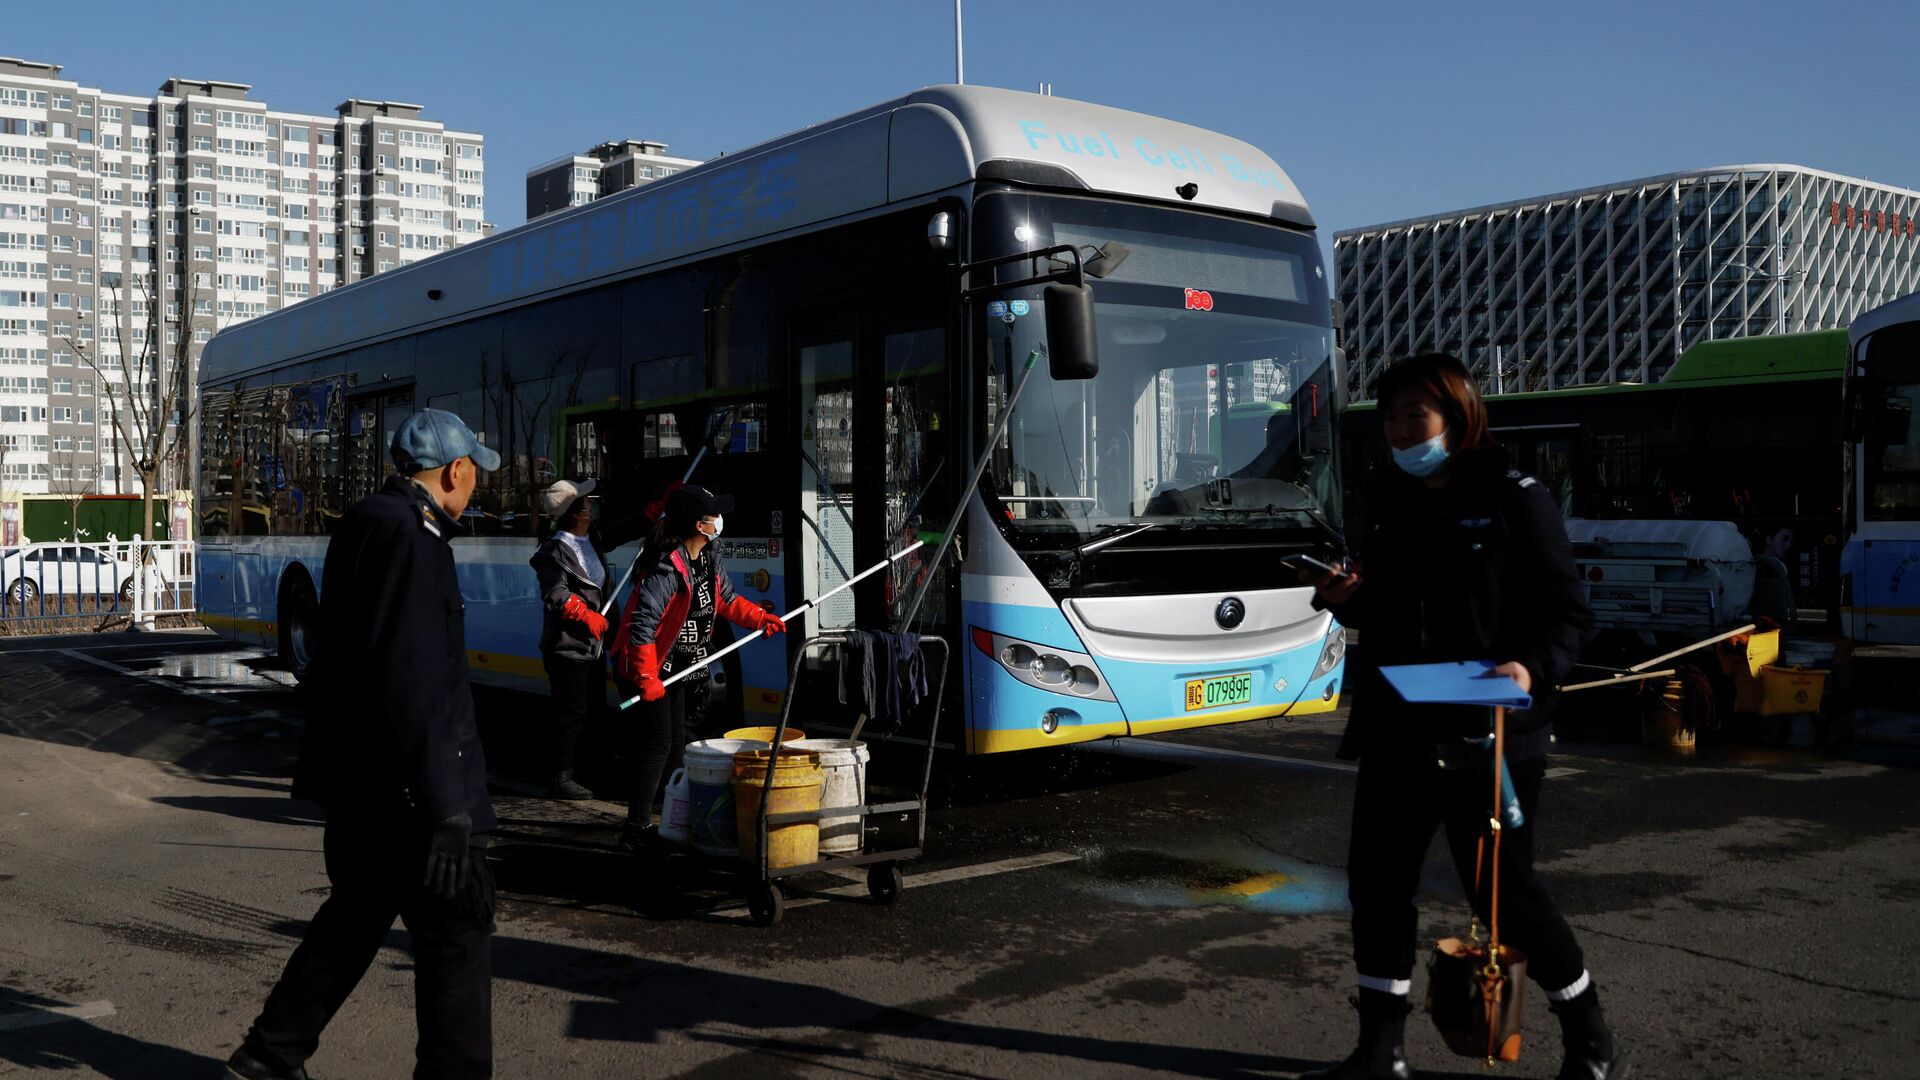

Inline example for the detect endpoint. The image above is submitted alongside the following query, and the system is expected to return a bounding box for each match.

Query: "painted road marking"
[1093,736,1359,774]
[714,851,1082,916]
[0,999,116,1032]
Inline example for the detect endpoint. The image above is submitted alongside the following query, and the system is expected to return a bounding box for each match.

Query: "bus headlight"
[1312,626,1347,680]
[972,626,1117,702]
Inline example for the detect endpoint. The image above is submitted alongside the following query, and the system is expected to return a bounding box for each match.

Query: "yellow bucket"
[732,749,825,869]
[1756,665,1826,716]
[725,726,808,744]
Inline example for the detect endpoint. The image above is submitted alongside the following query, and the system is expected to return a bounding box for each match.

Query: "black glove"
[423,812,472,900]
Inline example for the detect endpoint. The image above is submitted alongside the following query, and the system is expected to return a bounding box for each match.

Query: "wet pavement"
[0,628,1916,1078]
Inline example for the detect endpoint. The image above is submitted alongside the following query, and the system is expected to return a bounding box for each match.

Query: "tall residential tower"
[0,57,485,498]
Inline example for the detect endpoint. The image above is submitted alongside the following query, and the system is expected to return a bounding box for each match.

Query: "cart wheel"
[746,881,784,927]
[868,862,904,904]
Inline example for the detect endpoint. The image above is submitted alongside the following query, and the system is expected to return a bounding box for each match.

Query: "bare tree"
[64,269,204,543]
[46,447,97,542]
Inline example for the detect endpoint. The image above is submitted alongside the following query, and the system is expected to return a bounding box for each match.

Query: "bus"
[1341,330,1847,627]
[195,85,1350,755]
[1843,293,1920,649]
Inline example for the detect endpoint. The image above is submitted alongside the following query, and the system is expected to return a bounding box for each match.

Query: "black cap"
[665,484,735,531]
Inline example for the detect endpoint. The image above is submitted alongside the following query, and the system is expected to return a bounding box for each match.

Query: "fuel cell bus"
[196,85,1349,753]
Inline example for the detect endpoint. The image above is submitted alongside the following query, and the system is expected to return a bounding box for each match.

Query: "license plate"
[1185,672,1254,711]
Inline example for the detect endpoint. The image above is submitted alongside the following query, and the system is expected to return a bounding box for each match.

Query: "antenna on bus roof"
[955,0,965,84]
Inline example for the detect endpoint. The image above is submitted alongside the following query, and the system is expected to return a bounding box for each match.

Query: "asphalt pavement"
[1,629,1915,1078]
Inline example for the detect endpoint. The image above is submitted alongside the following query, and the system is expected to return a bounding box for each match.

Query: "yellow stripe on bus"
[199,612,275,636]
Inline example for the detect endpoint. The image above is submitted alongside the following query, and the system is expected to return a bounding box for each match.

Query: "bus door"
[788,304,954,733]
[345,387,415,505]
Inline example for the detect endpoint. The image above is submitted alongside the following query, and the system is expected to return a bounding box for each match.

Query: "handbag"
[1425,705,1528,1064]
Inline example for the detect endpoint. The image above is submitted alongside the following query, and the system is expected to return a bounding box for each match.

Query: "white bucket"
[659,768,691,845]
[685,737,769,856]
[788,738,870,853]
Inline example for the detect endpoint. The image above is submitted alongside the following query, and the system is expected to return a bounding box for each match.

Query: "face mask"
[1391,431,1451,478]
[700,515,724,540]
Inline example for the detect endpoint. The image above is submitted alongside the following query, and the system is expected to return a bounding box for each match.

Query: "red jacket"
[610,543,771,686]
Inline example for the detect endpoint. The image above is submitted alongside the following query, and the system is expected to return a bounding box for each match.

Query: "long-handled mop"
[616,540,927,710]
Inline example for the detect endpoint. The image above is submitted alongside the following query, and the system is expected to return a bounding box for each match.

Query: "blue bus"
[1843,292,1920,649]
[195,85,1349,753]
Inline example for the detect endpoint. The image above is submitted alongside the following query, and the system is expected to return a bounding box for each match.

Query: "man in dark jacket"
[226,409,500,1080]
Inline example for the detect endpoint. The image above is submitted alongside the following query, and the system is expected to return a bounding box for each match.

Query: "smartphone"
[1284,553,1346,576]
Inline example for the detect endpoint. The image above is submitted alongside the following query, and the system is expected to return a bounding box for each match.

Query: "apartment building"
[0,56,486,497]
[526,139,699,220]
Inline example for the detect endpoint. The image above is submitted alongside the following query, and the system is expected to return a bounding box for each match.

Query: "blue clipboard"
[1378,660,1532,710]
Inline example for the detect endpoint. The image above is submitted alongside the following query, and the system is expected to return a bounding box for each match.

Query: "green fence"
[19,496,174,544]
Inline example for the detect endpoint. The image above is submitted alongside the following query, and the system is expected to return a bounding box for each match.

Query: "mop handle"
[617,540,926,709]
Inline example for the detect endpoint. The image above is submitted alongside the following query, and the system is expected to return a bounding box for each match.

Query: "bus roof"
[1347,329,1846,411]
[1662,329,1846,383]
[203,84,1311,384]
[1849,291,1920,344]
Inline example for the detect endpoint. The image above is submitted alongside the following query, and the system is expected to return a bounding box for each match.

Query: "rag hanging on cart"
[1425,704,1529,1065]
[837,630,928,739]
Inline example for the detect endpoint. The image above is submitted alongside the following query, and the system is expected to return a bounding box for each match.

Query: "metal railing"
[0,536,196,630]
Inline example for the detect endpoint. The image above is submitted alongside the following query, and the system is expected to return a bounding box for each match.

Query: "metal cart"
[734,631,949,926]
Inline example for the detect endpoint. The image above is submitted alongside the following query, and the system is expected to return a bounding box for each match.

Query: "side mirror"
[1044,283,1098,380]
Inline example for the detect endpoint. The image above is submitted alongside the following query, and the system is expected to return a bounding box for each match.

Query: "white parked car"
[1,543,136,609]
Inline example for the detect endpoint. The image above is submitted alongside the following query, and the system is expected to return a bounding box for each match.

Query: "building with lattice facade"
[1334,165,1920,400]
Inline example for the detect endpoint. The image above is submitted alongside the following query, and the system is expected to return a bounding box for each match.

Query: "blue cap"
[391,409,501,473]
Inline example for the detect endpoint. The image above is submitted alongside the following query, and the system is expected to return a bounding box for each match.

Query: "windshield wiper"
[1074,521,1156,556]
[1197,495,1345,545]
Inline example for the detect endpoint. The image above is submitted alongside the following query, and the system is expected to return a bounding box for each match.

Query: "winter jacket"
[610,542,776,687]
[292,474,495,833]
[530,530,611,662]
[1327,447,1594,762]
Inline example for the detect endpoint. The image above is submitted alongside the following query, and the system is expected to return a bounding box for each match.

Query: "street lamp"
[1726,261,1807,335]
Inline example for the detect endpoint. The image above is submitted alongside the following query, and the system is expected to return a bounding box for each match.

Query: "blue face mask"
[1391,431,1451,478]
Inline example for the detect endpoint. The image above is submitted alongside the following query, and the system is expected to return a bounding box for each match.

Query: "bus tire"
[278,567,321,682]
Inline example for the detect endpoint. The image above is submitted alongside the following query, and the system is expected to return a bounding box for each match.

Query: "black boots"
[1551,986,1631,1080]
[548,771,594,800]
[1304,988,1413,1080]
[225,1045,311,1080]
[615,822,659,854]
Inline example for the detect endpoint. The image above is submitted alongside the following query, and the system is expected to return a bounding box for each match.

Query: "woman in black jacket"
[530,479,613,800]
[1302,354,1628,1080]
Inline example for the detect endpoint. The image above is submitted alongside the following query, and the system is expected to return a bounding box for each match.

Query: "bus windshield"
[975,192,1337,540]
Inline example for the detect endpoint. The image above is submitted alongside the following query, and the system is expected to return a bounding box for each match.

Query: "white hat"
[540,478,597,519]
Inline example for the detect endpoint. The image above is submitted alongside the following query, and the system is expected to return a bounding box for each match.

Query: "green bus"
[1341,330,1846,622]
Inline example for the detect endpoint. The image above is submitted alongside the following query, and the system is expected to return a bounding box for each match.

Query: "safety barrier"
[0,536,195,631]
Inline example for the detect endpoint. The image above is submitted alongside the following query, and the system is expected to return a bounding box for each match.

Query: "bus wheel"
[278,568,320,681]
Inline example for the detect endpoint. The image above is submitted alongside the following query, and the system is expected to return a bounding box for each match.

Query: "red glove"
[625,643,666,702]
[759,611,787,635]
[562,594,609,640]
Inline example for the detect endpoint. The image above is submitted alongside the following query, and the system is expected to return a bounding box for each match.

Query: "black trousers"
[241,816,495,1079]
[1347,752,1586,993]
[618,678,689,827]
[542,653,604,778]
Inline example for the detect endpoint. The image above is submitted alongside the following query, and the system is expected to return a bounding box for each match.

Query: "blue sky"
[10,0,1916,269]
